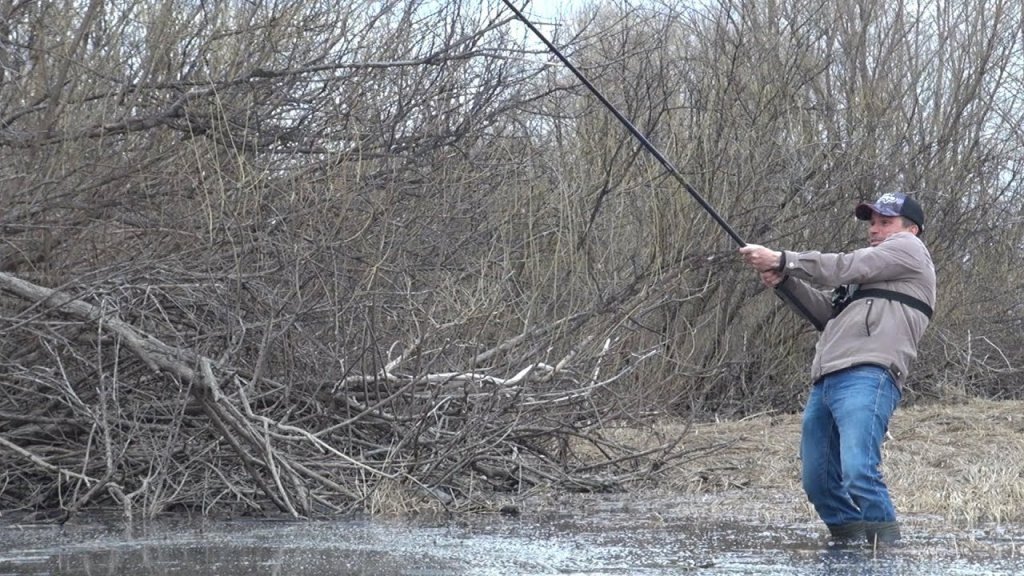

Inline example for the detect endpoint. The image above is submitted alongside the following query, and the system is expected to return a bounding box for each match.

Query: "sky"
[496,0,586,45]
[506,0,585,23]
[522,0,583,19]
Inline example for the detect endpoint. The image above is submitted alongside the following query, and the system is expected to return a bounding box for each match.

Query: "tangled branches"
[0,270,696,521]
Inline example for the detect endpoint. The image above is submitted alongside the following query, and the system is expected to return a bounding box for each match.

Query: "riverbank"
[641,397,1024,528]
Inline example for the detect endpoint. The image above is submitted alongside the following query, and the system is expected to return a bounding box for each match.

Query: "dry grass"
[888,399,1024,526]
[630,399,1024,528]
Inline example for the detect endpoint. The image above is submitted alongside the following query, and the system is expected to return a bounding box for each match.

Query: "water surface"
[1,496,1019,575]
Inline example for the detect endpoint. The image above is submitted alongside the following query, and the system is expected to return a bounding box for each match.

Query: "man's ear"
[901,217,921,236]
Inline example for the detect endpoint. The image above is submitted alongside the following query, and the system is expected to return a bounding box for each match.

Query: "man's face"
[868,213,918,246]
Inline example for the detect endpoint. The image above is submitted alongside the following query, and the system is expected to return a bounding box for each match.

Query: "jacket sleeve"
[779,232,927,286]
[773,275,834,331]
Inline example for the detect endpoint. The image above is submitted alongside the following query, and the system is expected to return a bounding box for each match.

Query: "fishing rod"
[501,0,825,330]
[500,0,745,246]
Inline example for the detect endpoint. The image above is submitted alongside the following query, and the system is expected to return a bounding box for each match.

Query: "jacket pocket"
[864,299,875,336]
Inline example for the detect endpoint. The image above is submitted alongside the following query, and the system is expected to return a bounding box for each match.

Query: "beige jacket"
[775,231,936,384]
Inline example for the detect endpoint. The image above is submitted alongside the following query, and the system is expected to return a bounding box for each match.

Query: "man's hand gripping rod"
[501,1,823,330]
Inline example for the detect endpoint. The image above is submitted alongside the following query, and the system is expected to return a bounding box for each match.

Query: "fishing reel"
[831,284,860,315]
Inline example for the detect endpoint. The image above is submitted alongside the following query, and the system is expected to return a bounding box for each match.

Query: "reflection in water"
[814,547,907,576]
[0,503,1019,576]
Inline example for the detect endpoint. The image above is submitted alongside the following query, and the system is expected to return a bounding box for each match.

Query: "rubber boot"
[864,521,901,547]
[826,522,866,547]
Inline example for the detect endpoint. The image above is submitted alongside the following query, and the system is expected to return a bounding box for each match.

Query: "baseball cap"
[854,192,925,231]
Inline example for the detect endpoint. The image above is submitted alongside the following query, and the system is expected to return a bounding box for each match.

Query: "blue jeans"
[800,365,901,527]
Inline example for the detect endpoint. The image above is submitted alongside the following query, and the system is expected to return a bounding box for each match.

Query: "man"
[738,192,936,547]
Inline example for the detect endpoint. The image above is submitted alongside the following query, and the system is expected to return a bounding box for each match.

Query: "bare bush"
[539,0,1024,407]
